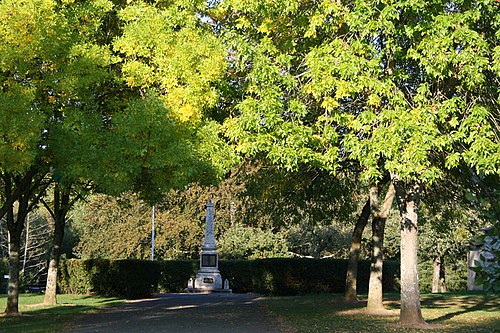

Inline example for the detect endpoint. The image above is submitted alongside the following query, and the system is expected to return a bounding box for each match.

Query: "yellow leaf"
[321,96,340,110]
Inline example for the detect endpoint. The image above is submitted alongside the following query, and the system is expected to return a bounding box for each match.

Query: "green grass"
[0,293,124,333]
[265,292,500,333]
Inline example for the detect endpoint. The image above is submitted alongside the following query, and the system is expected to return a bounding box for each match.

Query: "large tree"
[0,0,110,313]
[0,0,231,313]
[219,0,499,326]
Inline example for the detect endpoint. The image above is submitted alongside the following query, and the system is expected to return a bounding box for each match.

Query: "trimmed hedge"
[58,258,400,298]
[59,259,160,298]
[0,259,8,294]
[219,259,399,295]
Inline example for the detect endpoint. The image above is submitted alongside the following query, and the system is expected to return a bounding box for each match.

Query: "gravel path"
[63,293,289,333]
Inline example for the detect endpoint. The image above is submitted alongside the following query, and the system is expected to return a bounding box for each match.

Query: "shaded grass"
[0,293,124,333]
[265,292,500,333]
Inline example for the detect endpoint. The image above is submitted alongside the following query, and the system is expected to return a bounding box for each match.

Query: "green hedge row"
[219,259,399,295]
[58,258,400,298]
[0,259,8,294]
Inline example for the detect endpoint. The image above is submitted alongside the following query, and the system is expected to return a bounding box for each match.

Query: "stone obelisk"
[194,200,222,291]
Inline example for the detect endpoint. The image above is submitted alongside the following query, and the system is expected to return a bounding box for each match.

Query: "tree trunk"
[44,185,70,305]
[6,216,21,315]
[432,255,441,293]
[43,219,65,305]
[439,259,447,293]
[367,182,395,312]
[5,188,30,314]
[345,198,370,302]
[392,175,426,326]
[367,216,385,311]
[2,169,47,315]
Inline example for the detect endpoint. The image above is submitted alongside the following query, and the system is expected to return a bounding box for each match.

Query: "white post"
[151,206,155,261]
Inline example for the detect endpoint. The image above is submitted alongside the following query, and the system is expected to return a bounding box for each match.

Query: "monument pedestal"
[194,251,222,290]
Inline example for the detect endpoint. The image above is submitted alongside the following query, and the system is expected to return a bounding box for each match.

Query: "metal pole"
[151,206,155,261]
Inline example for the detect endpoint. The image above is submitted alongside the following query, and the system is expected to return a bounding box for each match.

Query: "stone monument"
[188,199,231,292]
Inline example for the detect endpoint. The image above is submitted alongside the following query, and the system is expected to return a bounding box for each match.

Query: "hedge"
[58,258,400,298]
[0,259,8,294]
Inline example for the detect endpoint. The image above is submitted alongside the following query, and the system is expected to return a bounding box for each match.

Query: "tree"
[219,0,499,326]
[0,0,232,313]
[41,183,87,305]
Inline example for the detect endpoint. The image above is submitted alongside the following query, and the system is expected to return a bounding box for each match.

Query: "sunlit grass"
[0,293,124,333]
[265,292,500,333]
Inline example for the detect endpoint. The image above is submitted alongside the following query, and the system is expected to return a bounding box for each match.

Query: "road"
[64,293,291,333]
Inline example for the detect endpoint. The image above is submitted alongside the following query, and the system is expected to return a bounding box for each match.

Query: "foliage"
[220,0,499,181]
[73,193,153,259]
[418,260,468,293]
[472,224,500,292]
[71,162,364,261]
[286,222,351,259]
[218,223,289,259]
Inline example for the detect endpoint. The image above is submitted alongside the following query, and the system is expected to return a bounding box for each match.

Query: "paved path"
[64,293,290,333]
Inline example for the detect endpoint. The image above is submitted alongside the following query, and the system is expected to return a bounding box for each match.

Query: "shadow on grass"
[266,293,500,333]
[0,305,95,333]
[423,294,500,323]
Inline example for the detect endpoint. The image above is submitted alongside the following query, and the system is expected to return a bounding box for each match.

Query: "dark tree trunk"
[439,258,447,293]
[345,198,370,302]
[367,182,395,312]
[2,169,48,315]
[392,175,426,326]
[44,185,70,305]
[5,183,30,315]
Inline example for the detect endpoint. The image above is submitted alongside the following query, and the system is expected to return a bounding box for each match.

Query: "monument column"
[194,200,223,290]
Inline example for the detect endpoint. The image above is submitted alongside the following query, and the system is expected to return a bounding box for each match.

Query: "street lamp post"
[151,206,155,261]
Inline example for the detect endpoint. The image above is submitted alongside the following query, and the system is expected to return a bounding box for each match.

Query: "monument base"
[186,271,232,293]
[194,271,223,290]
[186,288,232,293]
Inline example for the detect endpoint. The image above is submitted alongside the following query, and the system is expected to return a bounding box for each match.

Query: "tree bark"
[5,182,30,315]
[345,198,370,302]
[367,182,395,312]
[2,170,48,315]
[6,209,21,315]
[439,259,447,293]
[432,255,441,293]
[44,185,70,305]
[392,175,426,326]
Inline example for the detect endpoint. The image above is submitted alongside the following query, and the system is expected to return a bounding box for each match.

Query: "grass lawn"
[265,292,500,333]
[0,293,124,333]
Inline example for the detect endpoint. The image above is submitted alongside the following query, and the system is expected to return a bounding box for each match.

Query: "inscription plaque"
[201,254,217,267]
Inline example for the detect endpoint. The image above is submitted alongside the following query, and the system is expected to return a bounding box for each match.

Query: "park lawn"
[0,293,124,333]
[265,292,500,333]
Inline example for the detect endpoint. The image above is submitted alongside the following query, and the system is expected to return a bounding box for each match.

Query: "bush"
[59,258,400,297]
